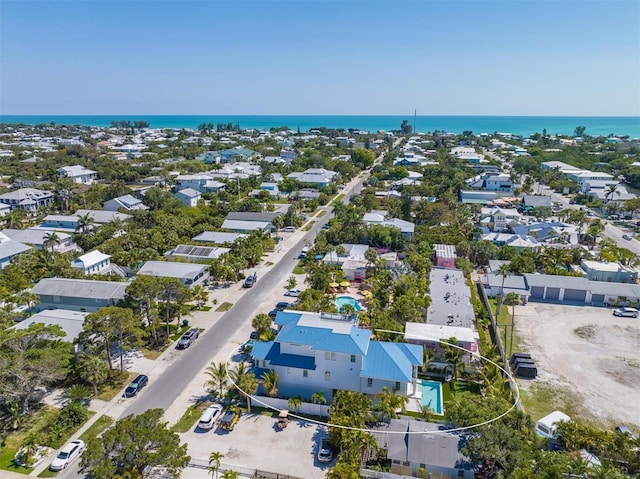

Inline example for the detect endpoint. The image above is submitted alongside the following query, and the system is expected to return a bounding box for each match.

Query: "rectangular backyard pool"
[420,380,444,415]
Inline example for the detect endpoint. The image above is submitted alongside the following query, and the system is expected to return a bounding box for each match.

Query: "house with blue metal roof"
[252,310,421,401]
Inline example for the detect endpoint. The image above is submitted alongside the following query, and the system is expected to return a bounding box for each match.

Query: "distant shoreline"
[1,115,639,138]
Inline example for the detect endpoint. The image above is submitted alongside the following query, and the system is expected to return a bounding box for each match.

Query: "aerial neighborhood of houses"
[0,122,638,479]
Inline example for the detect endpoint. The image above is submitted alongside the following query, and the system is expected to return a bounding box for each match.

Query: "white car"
[285,289,302,297]
[197,404,224,430]
[50,439,85,471]
[613,307,639,318]
[283,226,296,232]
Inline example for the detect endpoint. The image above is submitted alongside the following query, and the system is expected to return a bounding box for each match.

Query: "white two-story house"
[251,311,422,401]
[58,165,98,185]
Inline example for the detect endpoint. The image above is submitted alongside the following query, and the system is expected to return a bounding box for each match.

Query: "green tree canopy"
[80,409,190,479]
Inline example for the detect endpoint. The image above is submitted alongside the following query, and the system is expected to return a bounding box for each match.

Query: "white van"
[535,410,570,438]
[613,307,639,318]
[197,404,223,430]
[298,247,309,259]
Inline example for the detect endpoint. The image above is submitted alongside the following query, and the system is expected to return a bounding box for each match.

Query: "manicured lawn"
[216,302,233,312]
[0,446,29,474]
[293,261,305,275]
[317,210,326,217]
[330,194,345,205]
[265,261,274,266]
[303,222,315,231]
[79,415,114,443]
[198,306,212,311]
[140,347,164,360]
[95,371,136,401]
[169,324,190,341]
[0,405,96,475]
[171,401,210,433]
[37,467,58,477]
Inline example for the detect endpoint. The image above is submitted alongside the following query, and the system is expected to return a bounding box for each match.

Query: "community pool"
[420,380,444,415]
[335,295,362,312]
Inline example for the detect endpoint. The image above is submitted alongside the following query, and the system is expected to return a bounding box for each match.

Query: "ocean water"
[1,115,639,138]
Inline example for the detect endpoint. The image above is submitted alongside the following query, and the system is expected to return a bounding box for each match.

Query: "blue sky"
[1,0,639,116]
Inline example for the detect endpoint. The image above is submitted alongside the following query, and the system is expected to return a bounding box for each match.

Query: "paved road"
[534,183,640,255]
[56,150,378,479]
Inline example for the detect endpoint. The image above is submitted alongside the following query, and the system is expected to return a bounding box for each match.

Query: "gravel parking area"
[515,302,640,427]
[179,413,330,479]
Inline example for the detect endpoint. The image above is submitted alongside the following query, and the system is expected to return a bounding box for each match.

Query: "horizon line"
[2,114,639,118]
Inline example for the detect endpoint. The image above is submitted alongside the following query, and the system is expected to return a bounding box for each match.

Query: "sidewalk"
[29,170,367,477]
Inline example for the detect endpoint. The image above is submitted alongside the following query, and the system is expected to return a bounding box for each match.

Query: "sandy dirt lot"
[514,303,640,427]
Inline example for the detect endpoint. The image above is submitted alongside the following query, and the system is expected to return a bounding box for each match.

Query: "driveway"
[179,413,331,479]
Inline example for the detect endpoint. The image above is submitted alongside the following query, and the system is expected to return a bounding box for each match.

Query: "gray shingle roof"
[138,260,208,280]
[31,278,128,300]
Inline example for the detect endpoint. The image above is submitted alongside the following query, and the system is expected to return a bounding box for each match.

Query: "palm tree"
[192,284,209,309]
[503,292,521,356]
[261,370,278,397]
[343,430,379,466]
[230,363,258,413]
[374,386,408,419]
[311,391,327,416]
[76,212,95,234]
[205,361,228,399]
[442,338,464,388]
[15,291,39,314]
[422,346,434,374]
[208,451,224,479]
[43,231,61,253]
[287,395,303,414]
[78,354,110,396]
[495,263,512,319]
[220,471,239,479]
[4,211,23,229]
[605,183,621,203]
[63,384,91,404]
[19,432,41,467]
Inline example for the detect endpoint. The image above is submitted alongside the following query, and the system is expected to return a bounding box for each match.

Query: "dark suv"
[177,328,199,349]
[124,374,148,397]
[243,273,257,288]
[275,301,291,311]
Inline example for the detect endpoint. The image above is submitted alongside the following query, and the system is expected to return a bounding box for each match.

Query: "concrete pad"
[179,413,330,479]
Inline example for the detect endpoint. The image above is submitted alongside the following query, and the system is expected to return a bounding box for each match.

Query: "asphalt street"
[56,155,375,479]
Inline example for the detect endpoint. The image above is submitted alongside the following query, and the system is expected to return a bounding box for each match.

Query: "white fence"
[251,395,330,417]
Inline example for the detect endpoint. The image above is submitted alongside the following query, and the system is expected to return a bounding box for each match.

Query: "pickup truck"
[218,409,241,431]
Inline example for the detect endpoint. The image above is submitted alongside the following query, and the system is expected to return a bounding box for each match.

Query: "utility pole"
[413,109,417,134]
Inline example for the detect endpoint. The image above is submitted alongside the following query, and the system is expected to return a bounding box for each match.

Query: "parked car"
[124,374,149,397]
[284,289,302,297]
[250,330,259,340]
[283,226,296,232]
[243,272,257,288]
[240,339,255,353]
[197,404,223,430]
[275,301,291,311]
[613,307,639,318]
[321,223,330,230]
[622,234,633,240]
[50,440,85,471]
[317,438,334,463]
[268,309,279,319]
[177,328,199,349]
[615,425,636,439]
